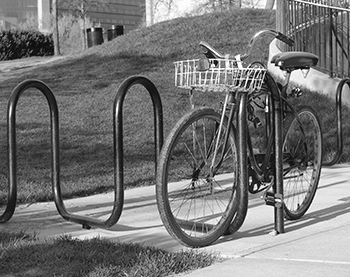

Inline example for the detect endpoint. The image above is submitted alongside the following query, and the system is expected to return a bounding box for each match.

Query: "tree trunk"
[80,3,87,50]
[265,0,275,9]
[82,14,87,49]
[52,0,60,55]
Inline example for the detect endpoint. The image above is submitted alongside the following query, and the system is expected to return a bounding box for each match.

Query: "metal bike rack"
[273,84,285,234]
[0,76,163,229]
[236,75,285,235]
[323,77,350,166]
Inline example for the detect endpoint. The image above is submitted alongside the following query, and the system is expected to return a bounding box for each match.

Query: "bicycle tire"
[156,107,240,247]
[282,105,322,220]
[223,192,248,235]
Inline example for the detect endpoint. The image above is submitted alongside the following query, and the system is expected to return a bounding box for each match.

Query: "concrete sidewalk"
[1,164,350,276]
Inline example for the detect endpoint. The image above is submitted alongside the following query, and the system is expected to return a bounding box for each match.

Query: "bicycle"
[156,29,323,247]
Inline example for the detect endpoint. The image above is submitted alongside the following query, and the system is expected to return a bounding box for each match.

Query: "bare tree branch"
[154,0,175,15]
[58,0,108,49]
[265,0,275,9]
[195,0,241,13]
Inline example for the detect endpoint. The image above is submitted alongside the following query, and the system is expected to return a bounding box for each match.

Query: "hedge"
[0,29,54,61]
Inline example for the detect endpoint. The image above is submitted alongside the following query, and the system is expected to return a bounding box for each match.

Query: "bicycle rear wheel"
[156,107,239,247]
[283,106,322,220]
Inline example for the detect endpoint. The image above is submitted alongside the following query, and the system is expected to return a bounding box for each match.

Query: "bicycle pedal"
[263,189,275,206]
[263,189,283,208]
[262,181,275,206]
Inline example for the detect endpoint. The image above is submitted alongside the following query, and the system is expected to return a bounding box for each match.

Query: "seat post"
[281,71,291,97]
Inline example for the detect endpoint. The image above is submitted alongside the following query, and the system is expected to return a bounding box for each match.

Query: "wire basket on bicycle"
[174,58,266,92]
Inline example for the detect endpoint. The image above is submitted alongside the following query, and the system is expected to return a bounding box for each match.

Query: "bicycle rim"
[156,108,239,247]
[283,107,322,220]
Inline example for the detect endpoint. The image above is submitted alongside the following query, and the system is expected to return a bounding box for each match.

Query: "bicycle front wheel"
[156,107,239,247]
[283,106,322,220]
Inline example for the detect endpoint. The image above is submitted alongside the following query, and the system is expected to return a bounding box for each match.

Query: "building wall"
[58,0,145,32]
[0,0,145,32]
[0,0,37,26]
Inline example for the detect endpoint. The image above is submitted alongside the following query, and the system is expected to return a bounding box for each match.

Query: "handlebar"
[275,32,294,47]
[199,29,294,61]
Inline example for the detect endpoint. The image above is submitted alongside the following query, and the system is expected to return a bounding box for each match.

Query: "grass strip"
[0,230,221,277]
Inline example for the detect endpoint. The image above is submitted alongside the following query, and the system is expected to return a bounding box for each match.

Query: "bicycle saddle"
[271,51,318,71]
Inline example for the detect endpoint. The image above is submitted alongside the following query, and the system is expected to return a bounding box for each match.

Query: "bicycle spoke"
[283,107,322,220]
[157,108,238,246]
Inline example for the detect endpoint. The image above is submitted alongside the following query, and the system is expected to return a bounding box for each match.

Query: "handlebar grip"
[276,32,294,47]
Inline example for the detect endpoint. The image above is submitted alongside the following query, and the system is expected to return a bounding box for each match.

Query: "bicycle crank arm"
[283,172,304,179]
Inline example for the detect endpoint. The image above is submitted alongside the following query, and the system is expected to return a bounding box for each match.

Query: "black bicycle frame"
[210,72,285,234]
[247,93,300,182]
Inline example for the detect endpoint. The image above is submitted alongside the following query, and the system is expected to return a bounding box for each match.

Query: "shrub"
[0,13,94,57]
[0,29,54,61]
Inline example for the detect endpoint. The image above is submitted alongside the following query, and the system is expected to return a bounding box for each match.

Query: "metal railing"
[277,0,350,78]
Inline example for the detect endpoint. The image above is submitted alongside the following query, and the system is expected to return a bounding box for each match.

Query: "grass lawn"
[0,231,221,277]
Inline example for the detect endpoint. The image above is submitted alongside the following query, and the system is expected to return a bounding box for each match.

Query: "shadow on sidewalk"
[217,200,350,246]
